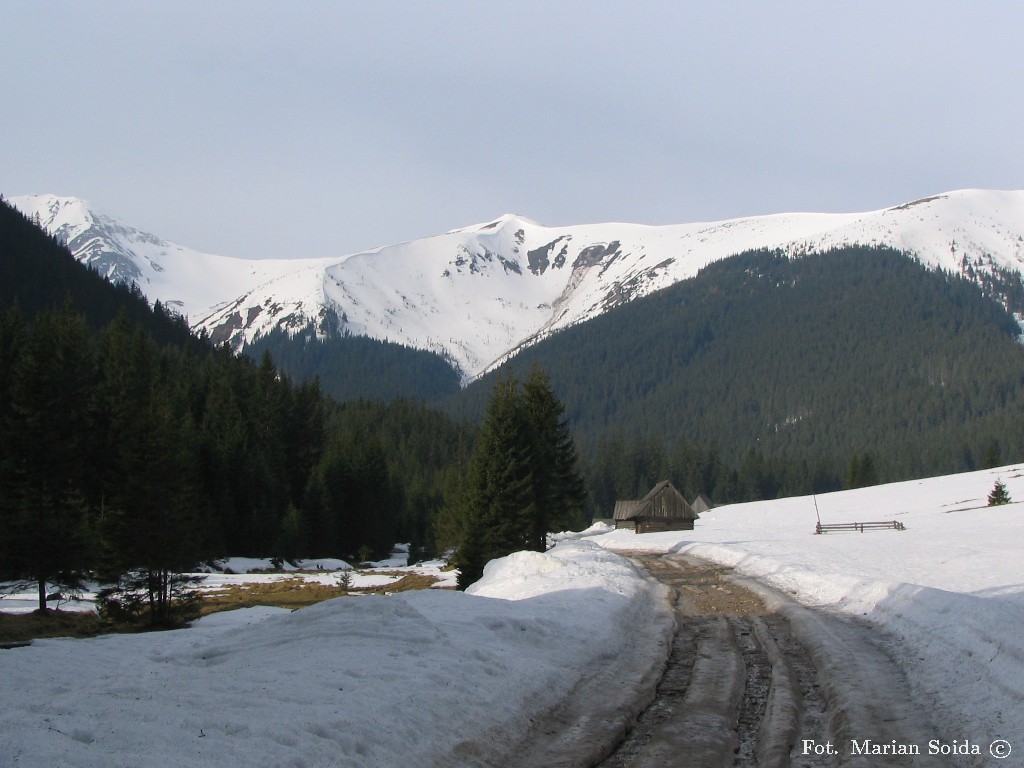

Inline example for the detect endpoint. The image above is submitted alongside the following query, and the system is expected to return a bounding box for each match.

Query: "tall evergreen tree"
[455,372,583,589]
[846,452,879,489]
[0,306,96,609]
[521,368,586,545]
[456,377,534,588]
[93,320,206,626]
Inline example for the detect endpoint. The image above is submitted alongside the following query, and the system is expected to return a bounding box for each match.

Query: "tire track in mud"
[597,554,953,768]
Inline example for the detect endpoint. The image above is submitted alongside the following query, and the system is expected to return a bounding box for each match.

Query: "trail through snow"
[1,464,1022,766]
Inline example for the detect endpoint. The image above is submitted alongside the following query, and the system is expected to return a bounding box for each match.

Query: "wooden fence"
[815,520,906,534]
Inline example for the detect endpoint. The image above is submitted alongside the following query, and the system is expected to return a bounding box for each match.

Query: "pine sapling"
[988,479,1011,506]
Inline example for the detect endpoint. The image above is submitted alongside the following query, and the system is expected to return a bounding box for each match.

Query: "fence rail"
[815,520,906,534]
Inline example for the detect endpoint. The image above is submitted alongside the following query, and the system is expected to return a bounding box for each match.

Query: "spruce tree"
[988,479,1011,506]
[94,321,205,626]
[983,441,1003,470]
[522,368,586,543]
[456,377,533,588]
[0,306,95,609]
[455,371,584,589]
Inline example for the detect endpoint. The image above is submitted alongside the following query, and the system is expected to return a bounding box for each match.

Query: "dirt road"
[505,552,956,768]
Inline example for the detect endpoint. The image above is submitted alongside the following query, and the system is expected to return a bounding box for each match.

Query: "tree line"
[8,193,1024,610]
[0,299,475,622]
[244,319,461,404]
[0,198,471,622]
[446,246,1024,516]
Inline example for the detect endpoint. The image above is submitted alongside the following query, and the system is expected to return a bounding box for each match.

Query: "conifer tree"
[988,479,1011,506]
[846,452,878,489]
[983,441,1003,470]
[455,371,584,588]
[0,306,95,609]
[456,377,533,588]
[522,368,586,544]
[93,320,205,626]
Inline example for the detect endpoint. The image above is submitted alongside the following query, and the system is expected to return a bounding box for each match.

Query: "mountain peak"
[12,193,95,229]
[12,189,1024,383]
[449,213,545,235]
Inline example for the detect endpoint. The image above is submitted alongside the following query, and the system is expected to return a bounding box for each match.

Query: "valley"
[4,467,1018,767]
[6,8,1022,767]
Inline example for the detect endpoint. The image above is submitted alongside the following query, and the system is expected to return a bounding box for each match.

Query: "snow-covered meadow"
[582,463,1024,758]
[0,550,458,615]
[0,543,665,767]
[2,464,1022,766]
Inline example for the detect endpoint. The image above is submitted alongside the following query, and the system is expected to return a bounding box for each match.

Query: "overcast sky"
[4,1,1023,260]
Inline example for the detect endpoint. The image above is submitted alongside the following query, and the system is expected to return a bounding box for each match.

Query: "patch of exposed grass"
[1,569,445,641]
[199,578,348,614]
[0,609,113,644]
[198,571,442,615]
[380,573,443,592]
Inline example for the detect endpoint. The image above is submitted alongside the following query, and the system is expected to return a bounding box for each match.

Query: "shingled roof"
[612,499,642,521]
[613,480,698,523]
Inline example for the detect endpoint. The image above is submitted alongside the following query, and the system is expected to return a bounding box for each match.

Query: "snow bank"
[468,538,642,600]
[0,540,661,768]
[548,520,615,545]
[593,463,1024,750]
[5,465,1020,764]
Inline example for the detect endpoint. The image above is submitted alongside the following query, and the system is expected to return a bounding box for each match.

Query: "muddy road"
[505,552,955,768]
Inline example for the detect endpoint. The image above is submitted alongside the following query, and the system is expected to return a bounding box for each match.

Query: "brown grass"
[0,609,113,644]
[198,571,443,615]
[199,578,348,614]
[1,569,445,642]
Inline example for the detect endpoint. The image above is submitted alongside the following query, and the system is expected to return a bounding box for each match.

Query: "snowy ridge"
[12,190,1024,381]
[9,194,341,339]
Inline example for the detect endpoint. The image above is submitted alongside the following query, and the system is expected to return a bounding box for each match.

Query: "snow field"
[0,542,663,767]
[589,464,1024,755]
[2,466,1023,765]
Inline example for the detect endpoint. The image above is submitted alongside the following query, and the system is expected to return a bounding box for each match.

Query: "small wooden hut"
[691,493,714,515]
[613,481,699,534]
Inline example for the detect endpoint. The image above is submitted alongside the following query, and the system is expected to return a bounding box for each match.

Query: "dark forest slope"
[444,247,1024,503]
[0,196,195,347]
[0,198,470,566]
[243,325,461,403]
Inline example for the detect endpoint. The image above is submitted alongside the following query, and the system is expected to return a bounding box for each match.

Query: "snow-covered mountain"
[9,194,340,336]
[12,190,1024,382]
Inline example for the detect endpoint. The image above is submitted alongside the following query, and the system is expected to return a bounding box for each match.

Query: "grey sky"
[4,1,1023,260]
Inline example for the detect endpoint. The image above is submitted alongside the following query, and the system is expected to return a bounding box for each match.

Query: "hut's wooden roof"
[613,500,642,521]
[614,481,697,521]
[691,493,714,514]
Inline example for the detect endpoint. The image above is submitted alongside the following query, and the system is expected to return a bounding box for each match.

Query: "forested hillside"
[445,247,1024,514]
[10,185,1024,583]
[0,199,471,618]
[0,195,196,348]
[244,323,461,403]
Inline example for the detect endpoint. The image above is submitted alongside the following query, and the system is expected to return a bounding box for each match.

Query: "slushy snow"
[589,464,1024,759]
[2,465,1023,765]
